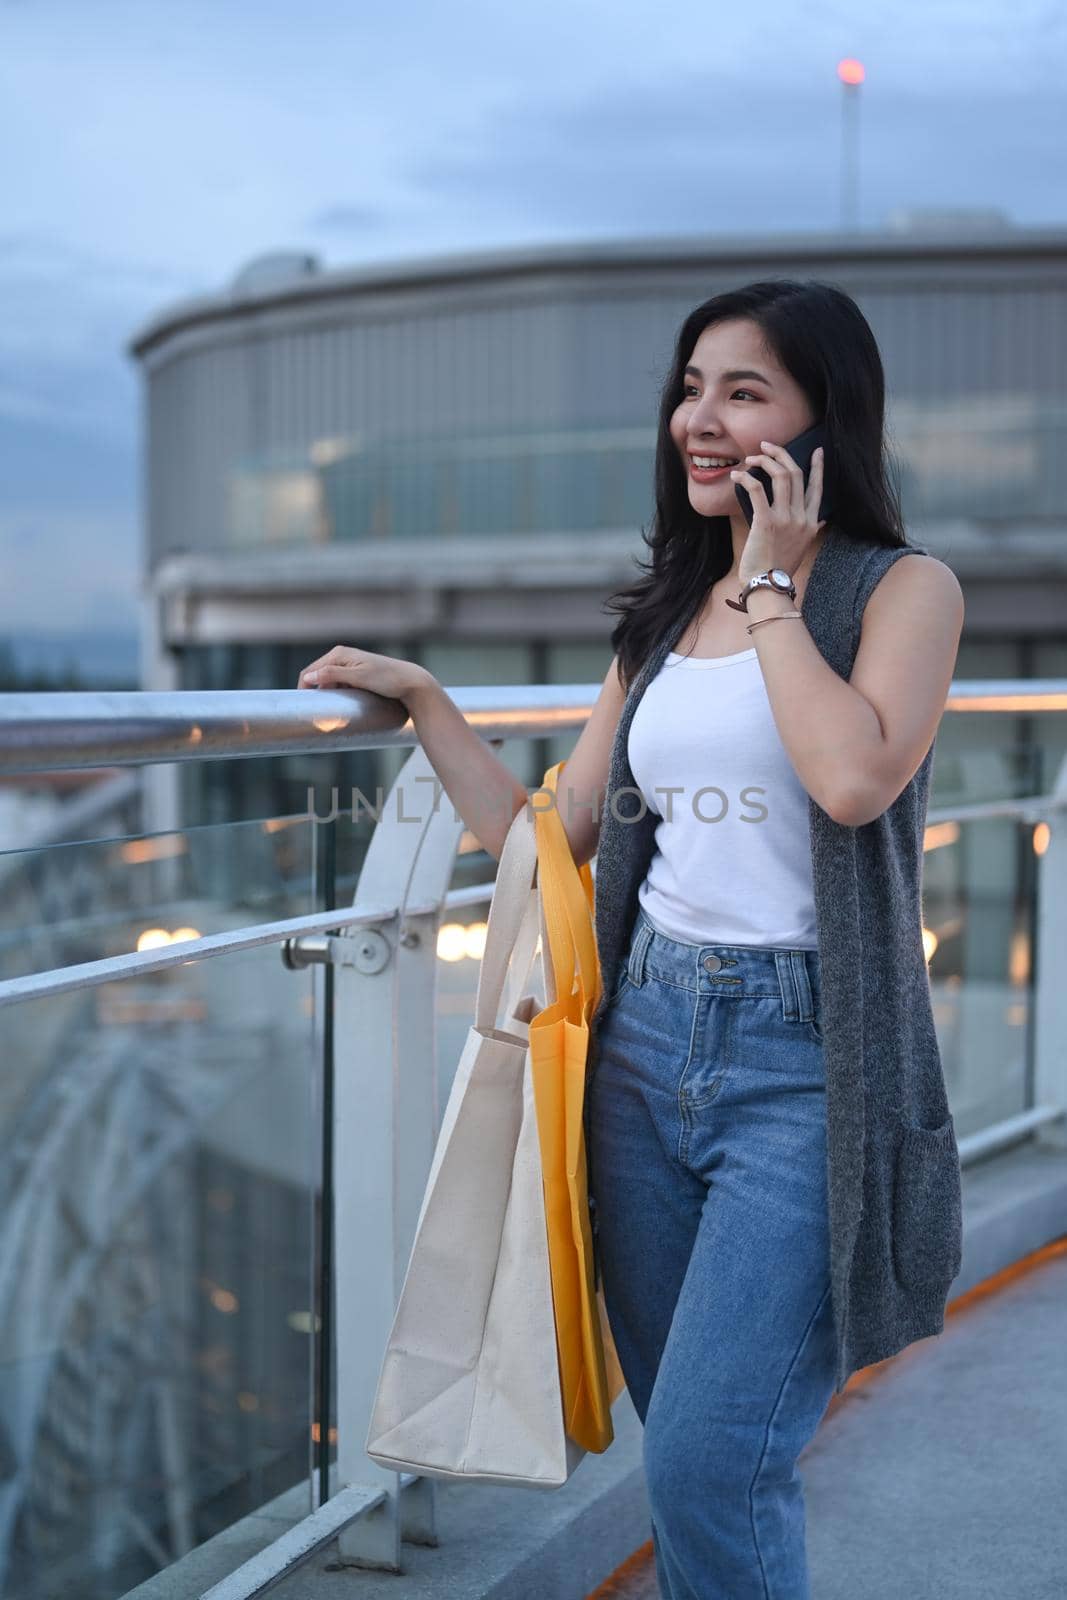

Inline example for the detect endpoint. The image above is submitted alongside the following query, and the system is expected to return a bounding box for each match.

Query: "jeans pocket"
[891,1115,964,1290]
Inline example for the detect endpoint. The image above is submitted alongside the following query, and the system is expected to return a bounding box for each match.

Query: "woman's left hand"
[731,441,826,584]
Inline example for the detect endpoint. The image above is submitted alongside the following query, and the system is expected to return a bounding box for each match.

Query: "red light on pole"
[837,60,865,230]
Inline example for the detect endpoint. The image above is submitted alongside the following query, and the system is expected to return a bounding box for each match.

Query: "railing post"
[140,590,183,851]
[1033,756,1067,1149]
[329,745,468,1571]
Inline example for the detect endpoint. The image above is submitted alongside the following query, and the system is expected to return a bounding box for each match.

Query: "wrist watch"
[724,568,797,613]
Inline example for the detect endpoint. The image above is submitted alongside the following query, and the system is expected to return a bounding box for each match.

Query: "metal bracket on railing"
[282,928,393,975]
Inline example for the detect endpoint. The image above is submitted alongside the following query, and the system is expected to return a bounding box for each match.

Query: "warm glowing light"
[121,836,188,865]
[311,715,350,733]
[437,922,469,962]
[950,690,1067,711]
[136,925,202,951]
[923,820,960,852]
[1033,822,1050,856]
[262,815,304,833]
[436,921,489,960]
[310,1422,340,1444]
[921,927,938,962]
[210,1288,239,1314]
[837,58,865,85]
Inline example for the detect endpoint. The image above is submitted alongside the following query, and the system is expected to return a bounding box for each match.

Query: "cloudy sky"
[2,0,1065,643]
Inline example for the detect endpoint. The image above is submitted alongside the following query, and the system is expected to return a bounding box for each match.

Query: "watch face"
[769,568,792,589]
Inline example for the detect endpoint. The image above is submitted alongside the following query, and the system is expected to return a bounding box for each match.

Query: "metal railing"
[1,677,1066,1599]
[0,684,598,773]
[1,677,1064,774]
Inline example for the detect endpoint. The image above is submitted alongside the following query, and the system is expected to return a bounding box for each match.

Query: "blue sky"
[2,0,1065,636]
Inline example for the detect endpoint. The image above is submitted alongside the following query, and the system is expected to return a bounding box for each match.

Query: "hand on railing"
[297,647,529,864]
[297,645,433,707]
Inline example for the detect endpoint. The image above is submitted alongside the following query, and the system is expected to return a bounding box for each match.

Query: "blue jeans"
[587,904,838,1600]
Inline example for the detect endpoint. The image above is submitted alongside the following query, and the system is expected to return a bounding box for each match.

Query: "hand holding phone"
[732,423,832,529]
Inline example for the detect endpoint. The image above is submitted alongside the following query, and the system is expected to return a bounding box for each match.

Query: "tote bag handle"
[474,797,540,1034]
[533,763,602,1020]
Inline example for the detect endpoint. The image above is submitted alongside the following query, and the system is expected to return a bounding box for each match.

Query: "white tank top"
[627,646,818,948]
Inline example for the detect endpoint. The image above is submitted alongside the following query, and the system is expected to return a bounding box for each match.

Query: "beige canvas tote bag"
[364,799,587,1487]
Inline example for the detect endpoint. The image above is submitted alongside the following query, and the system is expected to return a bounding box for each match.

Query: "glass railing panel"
[924,809,1042,1139]
[933,704,1067,811]
[0,935,322,1600]
[314,772,529,1120]
[0,813,316,986]
[926,709,1066,1138]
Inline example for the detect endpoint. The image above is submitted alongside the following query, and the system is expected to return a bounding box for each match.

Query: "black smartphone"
[732,423,831,528]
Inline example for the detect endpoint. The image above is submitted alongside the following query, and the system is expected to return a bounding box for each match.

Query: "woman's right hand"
[297,644,527,862]
[296,645,436,711]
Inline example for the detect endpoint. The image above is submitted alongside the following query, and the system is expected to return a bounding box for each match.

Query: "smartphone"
[732,423,831,528]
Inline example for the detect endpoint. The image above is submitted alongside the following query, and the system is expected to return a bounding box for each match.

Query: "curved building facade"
[129,226,1067,824]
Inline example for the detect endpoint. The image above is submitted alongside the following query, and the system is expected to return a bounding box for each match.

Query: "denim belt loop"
[774,949,815,1023]
[626,912,654,988]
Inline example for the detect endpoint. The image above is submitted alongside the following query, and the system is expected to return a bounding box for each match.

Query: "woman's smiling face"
[669,318,818,523]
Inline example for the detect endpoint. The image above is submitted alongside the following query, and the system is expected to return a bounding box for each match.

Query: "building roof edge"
[127,224,1067,361]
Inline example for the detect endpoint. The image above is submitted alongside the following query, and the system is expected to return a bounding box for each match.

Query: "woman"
[298,278,965,1599]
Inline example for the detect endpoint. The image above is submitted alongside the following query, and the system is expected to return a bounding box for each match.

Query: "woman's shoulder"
[862,547,963,620]
[837,534,958,607]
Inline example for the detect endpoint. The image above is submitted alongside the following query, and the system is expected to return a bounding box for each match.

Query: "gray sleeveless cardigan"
[589,525,963,1395]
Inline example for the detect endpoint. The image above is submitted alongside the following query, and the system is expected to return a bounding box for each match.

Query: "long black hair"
[605,278,909,691]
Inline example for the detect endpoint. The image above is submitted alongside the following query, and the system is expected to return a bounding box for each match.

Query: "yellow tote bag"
[528,760,627,1453]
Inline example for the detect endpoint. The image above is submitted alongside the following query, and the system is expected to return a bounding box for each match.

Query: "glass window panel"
[531,449,599,533]
[455,456,518,535]
[321,453,378,541]
[420,642,530,689]
[385,454,438,538]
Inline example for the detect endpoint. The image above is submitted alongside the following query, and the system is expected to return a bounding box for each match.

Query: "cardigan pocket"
[891,1115,964,1290]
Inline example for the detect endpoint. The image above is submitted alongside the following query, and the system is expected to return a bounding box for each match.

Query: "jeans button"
[703,954,722,973]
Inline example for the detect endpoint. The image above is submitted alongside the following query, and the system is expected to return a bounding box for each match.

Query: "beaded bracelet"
[746,609,804,636]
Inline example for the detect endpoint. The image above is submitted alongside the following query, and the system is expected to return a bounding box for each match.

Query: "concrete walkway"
[163,1144,1065,1600]
[598,1244,1067,1599]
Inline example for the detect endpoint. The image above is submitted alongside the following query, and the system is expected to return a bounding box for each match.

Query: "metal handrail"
[0,685,599,775]
[3,774,1065,1011]
[927,792,1067,824]
[1,679,1065,776]
[0,881,502,1009]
